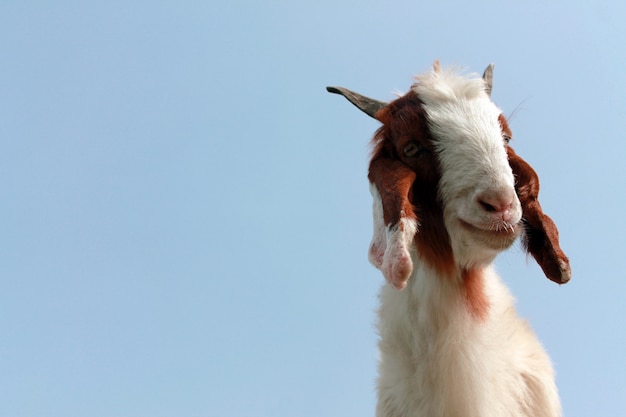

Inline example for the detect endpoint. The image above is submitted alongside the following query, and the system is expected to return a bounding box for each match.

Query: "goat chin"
[456,219,521,251]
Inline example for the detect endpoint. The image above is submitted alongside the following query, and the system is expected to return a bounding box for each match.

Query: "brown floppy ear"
[368,156,417,290]
[368,157,417,227]
[507,147,571,284]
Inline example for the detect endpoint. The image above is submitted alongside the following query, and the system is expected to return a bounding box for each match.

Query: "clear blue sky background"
[1,1,624,416]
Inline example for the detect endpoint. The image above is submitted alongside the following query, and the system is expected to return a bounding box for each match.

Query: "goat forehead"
[425,98,503,149]
[411,68,505,157]
[421,97,512,194]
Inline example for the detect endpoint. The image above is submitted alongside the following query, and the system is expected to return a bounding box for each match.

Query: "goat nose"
[477,190,515,214]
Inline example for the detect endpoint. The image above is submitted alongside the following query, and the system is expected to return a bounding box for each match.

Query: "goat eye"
[403,142,422,157]
[503,135,512,144]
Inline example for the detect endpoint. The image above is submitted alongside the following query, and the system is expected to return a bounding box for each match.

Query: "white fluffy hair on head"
[413,61,490,105]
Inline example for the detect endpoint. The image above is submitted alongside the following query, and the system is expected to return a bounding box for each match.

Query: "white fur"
[376,262,560,417]
[368,184,388,270]
[371,68,561,417]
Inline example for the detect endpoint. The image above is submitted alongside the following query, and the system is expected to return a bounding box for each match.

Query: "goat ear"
[482,64,494,97]
[507,147,571,284]
[368,157,418,290]
[326,86,388,121]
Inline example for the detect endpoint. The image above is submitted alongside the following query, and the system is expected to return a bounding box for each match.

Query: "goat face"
[375,84,521,270]
[327,62,571,285]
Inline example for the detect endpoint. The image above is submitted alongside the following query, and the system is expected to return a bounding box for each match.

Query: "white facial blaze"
[413,68,522,266]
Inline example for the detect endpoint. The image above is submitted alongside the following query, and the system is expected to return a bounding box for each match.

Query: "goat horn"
[326,86,388,120]
[482,64,494,97]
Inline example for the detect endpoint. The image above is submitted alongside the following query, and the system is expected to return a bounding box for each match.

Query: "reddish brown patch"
[370,91,440,187]
[498,113,513,138]
[369,158,416,226]
[413,201,456,278]
[462,268,490,321]
[368,91,455,278]
[506,146,571,284]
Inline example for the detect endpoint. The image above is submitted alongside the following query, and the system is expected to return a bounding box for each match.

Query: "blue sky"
[1,1,624,416]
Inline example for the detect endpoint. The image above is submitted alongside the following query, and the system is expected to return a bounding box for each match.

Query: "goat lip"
[459,219,520,236]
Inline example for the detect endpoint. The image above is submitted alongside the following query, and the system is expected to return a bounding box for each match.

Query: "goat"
[327,62,571,417]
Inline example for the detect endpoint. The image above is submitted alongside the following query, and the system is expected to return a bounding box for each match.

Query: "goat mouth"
[459,219,520,238]
[459,219,520,250]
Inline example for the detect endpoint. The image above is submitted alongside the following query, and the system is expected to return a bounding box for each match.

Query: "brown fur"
[506,146,571,284]
[369,91,455,278]
[462,268,491,321]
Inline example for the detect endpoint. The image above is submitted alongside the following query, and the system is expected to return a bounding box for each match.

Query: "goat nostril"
[477,191,515,214]
[480,200,497,212]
